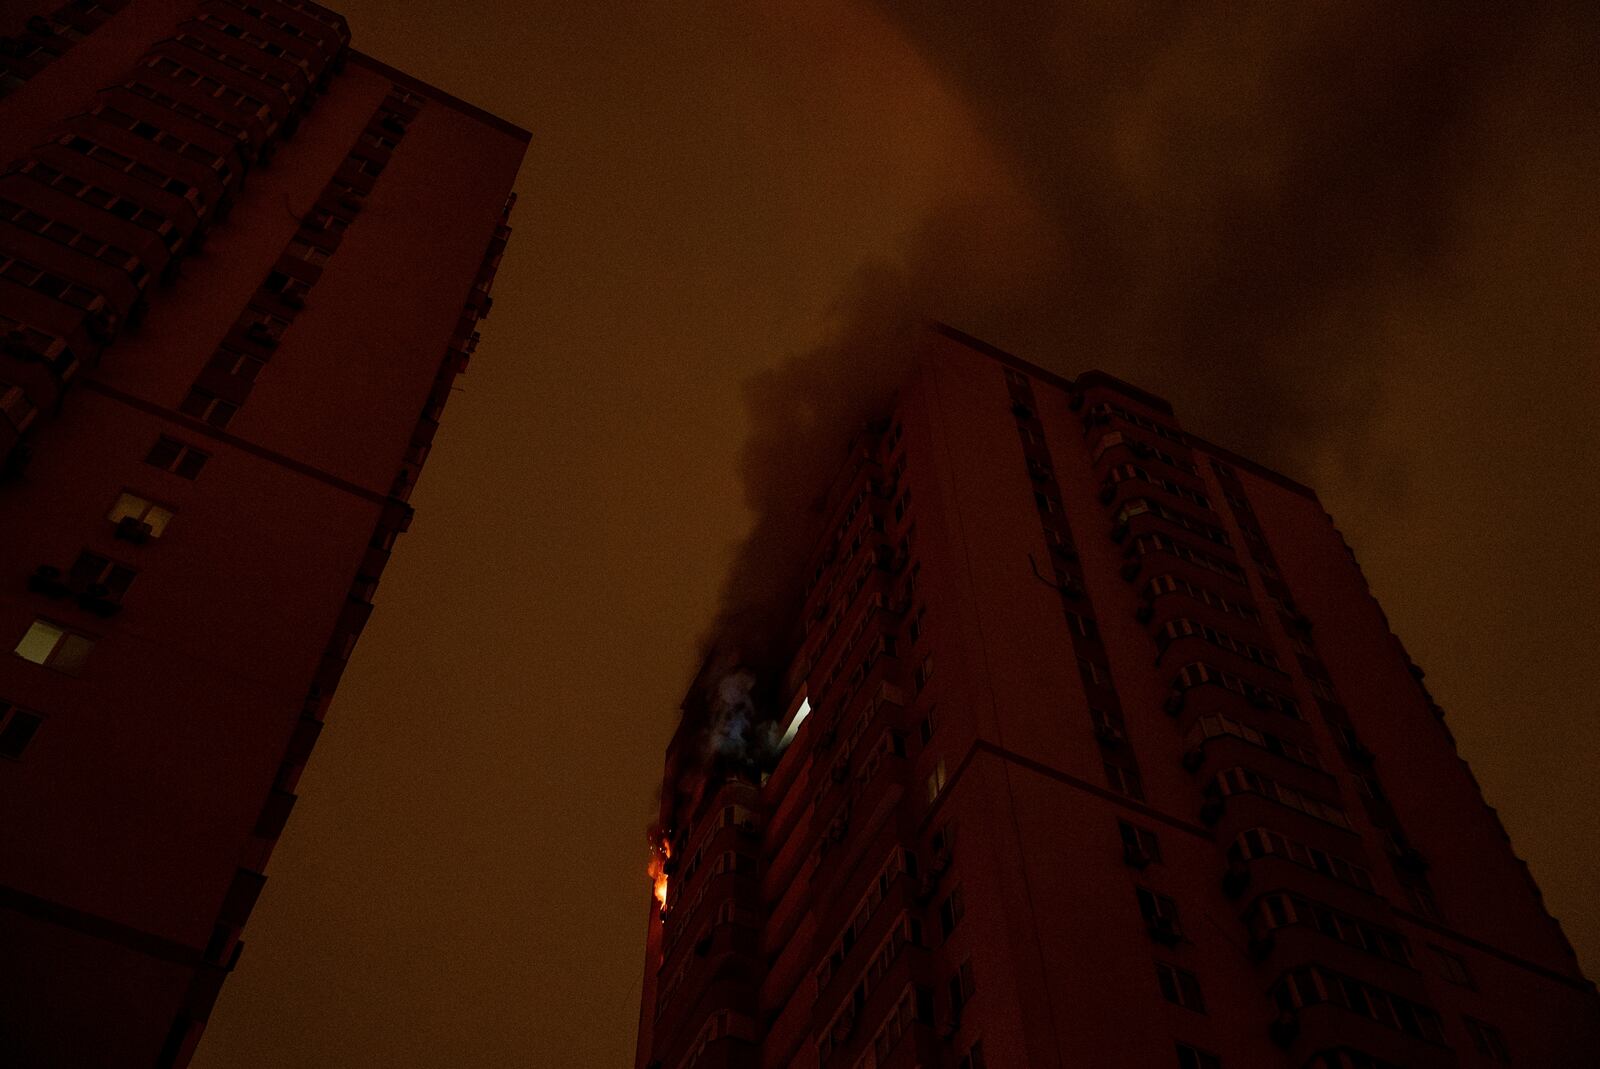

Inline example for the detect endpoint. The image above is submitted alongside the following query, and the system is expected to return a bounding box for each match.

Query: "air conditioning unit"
[1180,748,1205,772]
[115,516,153,543]
[27,565,69,598]
[78,583,121,618]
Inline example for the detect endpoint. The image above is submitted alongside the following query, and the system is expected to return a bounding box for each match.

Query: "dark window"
[145,435,209,478]
[1176,1043,1221,1069]
[1429,945,1473,988]
[948,959,975,1018]
[1105,762,1144,801]
[1137,887,1182,937]
[1156,962,1205,1011]
[958,1041,986,1069]
[0,702,44,759]
[1464,1016,1510,1062]
[939,885,965,939]
[180,388,238,428]
[1119,820,1161,863]
[68,551,136,598]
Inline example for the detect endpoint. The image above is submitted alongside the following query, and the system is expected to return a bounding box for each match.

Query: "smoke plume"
[710,1,1599,662]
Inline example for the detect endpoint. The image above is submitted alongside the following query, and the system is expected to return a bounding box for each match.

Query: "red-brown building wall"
[0,2,527,1065]
[637,327,1600,1069]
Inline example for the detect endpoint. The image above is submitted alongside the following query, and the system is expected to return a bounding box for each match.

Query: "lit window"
[107,492,174,537]
[926,758,947,803]
[14,620,94,674]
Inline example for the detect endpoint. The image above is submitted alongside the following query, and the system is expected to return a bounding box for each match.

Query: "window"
[1105,762,1144,801]
[948,959,975,1018]
[1137,887,1182,940]
[1155,962,1204,1011]
[1429,945,1473,988]
[1090,706,1126,742]
[208,347,267,383]
[263,270,310,300]
[958,1040,986,1069]
[938,885,965,939]
[244,309,291,340]
[1176,1043,1221,1069]
[1404,883,1442,920]
[1,382,37,432]
[1065,610,1097,639]
[180,387,238,428]
[918,707,936,745]
[145,435,209,478]
[0,702,44,759]
[287,238,331,265]
[1119,820,1161,864]
[1463,1016,1510,1062]
[107,491,174,537]
[68,551,136,600]
[14,620,94,675]
[915,654,934,692]
[926,758,947,803]
[1033,490,1058,514]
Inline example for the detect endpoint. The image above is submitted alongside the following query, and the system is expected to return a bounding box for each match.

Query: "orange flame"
[648,836,671,913]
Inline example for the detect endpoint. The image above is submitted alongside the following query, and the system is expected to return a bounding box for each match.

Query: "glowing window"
[14,620,94,675]
[107,492,174,536]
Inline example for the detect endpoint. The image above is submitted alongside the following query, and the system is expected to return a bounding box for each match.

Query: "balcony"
[1273,1002,1455,1069]
[1209,792,1358,864]
[1185,734,1336,801]
[814,876,917,1022]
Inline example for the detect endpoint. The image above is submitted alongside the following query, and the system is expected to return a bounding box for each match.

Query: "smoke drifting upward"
[709,1,1599,666]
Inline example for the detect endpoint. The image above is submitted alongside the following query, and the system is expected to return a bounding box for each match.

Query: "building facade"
[635,326,1600,1069]
[0,2,526,1064]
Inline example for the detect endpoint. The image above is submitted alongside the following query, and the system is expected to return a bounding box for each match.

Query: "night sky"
[194,4,1599,1066]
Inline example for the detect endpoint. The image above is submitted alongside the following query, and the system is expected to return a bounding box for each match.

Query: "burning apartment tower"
[0,1,526,1064]
[634,326,1600,1069]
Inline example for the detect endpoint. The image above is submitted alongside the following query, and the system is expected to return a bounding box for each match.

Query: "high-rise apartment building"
[635,326,1600,1069]
[0,2,526,1064]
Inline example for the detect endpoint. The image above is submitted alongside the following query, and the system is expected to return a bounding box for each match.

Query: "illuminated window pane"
[144,505,173,536]
[108,492,146,525]
[15,620,65,664]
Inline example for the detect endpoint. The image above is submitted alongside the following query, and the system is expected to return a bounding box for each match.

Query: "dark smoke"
[709,1,1599,658]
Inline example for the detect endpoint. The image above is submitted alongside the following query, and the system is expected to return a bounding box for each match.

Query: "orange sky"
[195,4,1600,1065]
